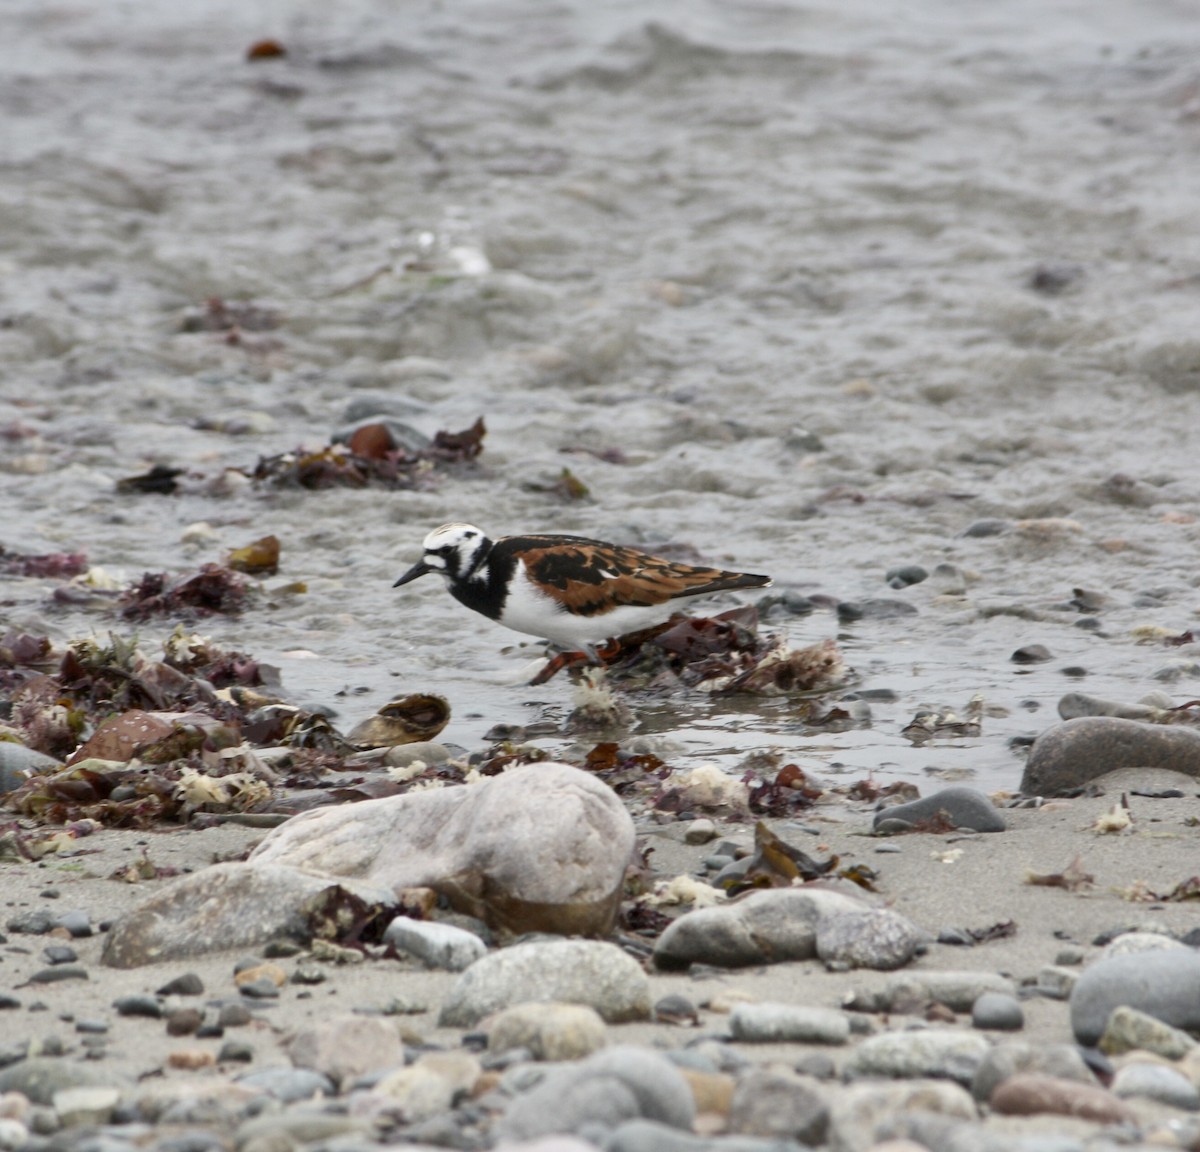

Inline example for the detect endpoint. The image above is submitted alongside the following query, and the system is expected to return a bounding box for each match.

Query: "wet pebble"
[836,598,918,622]
[1021,715,1200,794]
[1070,948,1200,1045]
[495,1045,694,1143]
[726,1066,828,1143]
[487,1001,608,1060]
[971,992,1024,1032]
[1111,1062,1200,1110]
[1011,643,1052,664]
[728,1003,850,1045]
[383,916,487,971]
[842,1029,990,1085]
[439,939,651,1027]
[885,564,927,589]
[872,786,1006,834]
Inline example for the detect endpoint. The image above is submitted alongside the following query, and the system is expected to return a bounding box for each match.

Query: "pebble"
[885,565,928,588]
[1035,966,1078,1000]
[112,995,163,1019]
[0,1058,115,1105]
[1021,715,1200,794]
[827,1080,977,1152]
[383,917,487,971]
[1070,948,1200,1045]
[815,909,923,971]
[847,970,1016,1013]
[1011,643,1053,663]
[989,1073,1136,1124]
[487,1002,608,1061]
[842,1029,990,1085]
[969,1041,1096,1103]
[836,598,918,622]
[23,965,87,985]
[495,1046,695,1143]
[726,1067,828,1143]
[653,994,699,1026]
[1057,692,1166,721]
[234,1067,337,1103]
[374,1052,481,1122]
[438,939,651,1027]
[971,992,1024,1031]
[156,973,205,996]
[166,1008,203,1037]
[41,945,77,965]
[728,1003,850,1045]
[654,887,911,971]
[1097,929,1184,961]
[683,818,718,845]
[52,1086,120,1127]
[284,1014,404,1088]
[1111,1062,1200,1110]
[1099,1004,1197,1059]
[871,786,1006,833]
[961,519,1011,537]
[381,740,453,768]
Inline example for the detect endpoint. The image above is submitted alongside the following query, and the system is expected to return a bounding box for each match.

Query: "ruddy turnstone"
[393,523,772,680]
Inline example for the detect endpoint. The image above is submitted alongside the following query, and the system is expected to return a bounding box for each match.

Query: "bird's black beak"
[393,560,433,588]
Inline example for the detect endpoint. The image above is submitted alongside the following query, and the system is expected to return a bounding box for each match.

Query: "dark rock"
[961,519,1010,537]
[113,995,163,1018]
[166,1008,204,1036]
[24,965,87,985]
[885,565,928,589]
[1021,716,1200,794]
[837,599,918,622]
[1011,644,1052,664]
[41,945,77,965]
[157,973,205,996]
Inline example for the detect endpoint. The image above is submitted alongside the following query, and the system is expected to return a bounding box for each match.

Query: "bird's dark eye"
[464,531,477,539]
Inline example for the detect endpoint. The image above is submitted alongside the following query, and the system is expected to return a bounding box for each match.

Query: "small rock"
[23,965,87,985]
[971,992,1023,1032]
[1035,965,1077,1000]
[41,946,77,966]
[439,939,650,1027]
[234,1067,336,1103]
[837,599,918,622]
[234,963,286,989]
[1098,929,1184,962]
[815,908,923,971]
[285,1014,404,1088]
[156,973,204,996]
[726,1067,828,1144]
[217,1041,254,1063]
[728,1003,849,1045]
[1099,1004,1197,1059]
[383,917,487,971]
[970,1041,1095,1103]
[238,977,279,1000]
[218,1003,253,1027]
[1111,1062,1200,1110]
[885,565,928,589]
[990,1072,1135,1124]
[0,1060,112,1106]
[849,970,1016,1013]
[683,819,718,845]
[488,1002,608,1061]
[654,887,880,970]
[843,1029,990,1085]
[653,994,699,1026]
[1011,644,1052,664]
[1022,716,1200,794]
[828,1079,977,1152]
[165,1008,203,1037]
[1070,948,1200,1045]
[872,786,1005,833]
[375,1052,481,1123]
[113,995,162,1018]
[52,1086,119,1128]
[495,1046,694,1143]
[54,911,92,938]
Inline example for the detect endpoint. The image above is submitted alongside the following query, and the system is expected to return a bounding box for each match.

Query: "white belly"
[498,568,677,649]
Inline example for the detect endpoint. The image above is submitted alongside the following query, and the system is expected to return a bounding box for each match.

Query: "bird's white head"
[393,522,491,588]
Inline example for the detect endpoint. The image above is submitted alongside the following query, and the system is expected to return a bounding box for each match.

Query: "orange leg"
[527,639,624,686]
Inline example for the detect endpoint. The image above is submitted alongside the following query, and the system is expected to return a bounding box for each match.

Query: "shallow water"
[4,0,1200,792]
